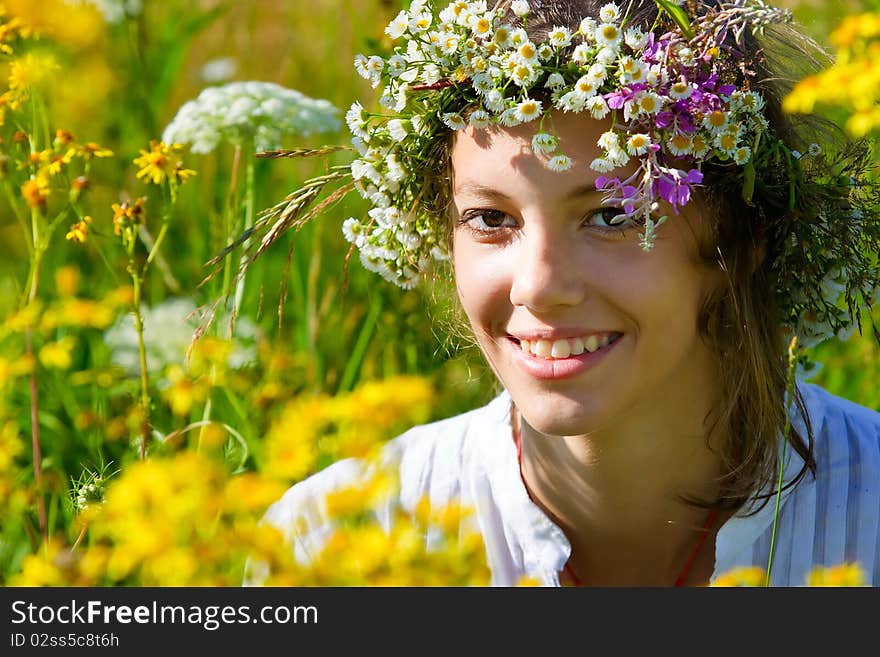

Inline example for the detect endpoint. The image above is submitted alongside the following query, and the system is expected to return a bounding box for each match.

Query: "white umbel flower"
[162,81,340,154]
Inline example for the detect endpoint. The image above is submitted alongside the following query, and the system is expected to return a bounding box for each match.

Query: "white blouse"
[251,383,880,586]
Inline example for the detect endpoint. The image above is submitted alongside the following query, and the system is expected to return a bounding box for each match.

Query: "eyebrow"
[453,181,601,201]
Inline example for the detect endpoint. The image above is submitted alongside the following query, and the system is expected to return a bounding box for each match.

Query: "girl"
[247,0,880,586]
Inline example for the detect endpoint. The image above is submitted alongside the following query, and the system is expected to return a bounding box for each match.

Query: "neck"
[513,393,729,585]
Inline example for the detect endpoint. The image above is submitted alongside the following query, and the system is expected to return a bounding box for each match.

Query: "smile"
[506,332,623,381]
[516,333,619,360]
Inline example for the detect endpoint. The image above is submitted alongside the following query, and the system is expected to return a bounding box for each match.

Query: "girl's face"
[450,112,721,436]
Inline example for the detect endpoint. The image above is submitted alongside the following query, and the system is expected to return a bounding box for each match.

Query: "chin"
[517,391,616,438]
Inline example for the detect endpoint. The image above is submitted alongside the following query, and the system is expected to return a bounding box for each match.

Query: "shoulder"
[384,389,511,504]
[798,383,880,456]
[796,382,880,492]
[259,390,512,539]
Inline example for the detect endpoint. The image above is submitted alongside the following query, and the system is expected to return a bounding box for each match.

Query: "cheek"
[452,240,511,333]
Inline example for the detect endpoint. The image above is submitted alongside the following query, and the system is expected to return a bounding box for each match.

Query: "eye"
[585,207,633,229]
[459,209,517,231]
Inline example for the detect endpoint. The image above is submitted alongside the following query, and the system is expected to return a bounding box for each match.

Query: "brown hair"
[421,0,822,515]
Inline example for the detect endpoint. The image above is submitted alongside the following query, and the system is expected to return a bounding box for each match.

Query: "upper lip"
[508,329,621,341]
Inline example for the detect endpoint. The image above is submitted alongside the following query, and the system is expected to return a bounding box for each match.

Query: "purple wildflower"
[652,167,703,214]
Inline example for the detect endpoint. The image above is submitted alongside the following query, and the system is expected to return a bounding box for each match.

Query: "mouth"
[507,332,623,360]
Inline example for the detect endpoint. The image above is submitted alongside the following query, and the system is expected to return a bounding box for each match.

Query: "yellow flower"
[54,265,79,296]
[806,562,867,587]
[3,0,103,50]
[263,396,322,481]
[133,140,196,186]
[7,52,59,102]
[8,540,67,586]
[68,141,113,161]
[65,215,92,243]
[160,366,209,417]
[0,11,28,55]
[21,175,49,209]
[0,419,23,474]
[711,566,766,587]
[111,197,146,235]
[38,336,77,370]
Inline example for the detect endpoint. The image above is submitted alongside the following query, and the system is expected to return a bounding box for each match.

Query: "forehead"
[449,112,620,198]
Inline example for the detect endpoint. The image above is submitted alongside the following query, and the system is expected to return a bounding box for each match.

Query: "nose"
[509,223,585,312]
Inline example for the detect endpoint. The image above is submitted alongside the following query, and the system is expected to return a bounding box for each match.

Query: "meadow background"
[0,0,876,587]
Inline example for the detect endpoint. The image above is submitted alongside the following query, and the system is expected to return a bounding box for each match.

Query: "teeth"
[533,339,552,358]
[550,339,571,359]
[519,333,617,360]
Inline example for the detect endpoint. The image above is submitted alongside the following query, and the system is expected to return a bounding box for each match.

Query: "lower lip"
[508,335,622,381]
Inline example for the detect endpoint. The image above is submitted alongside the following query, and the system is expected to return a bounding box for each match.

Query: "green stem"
[231,153,256,320]
[23,207,47,541]
[144,219,170,270]
[197,387,214,451]
[130,267,152,460]
[765,336,798,586]
[4,182,31,257]
[221,144,243,308]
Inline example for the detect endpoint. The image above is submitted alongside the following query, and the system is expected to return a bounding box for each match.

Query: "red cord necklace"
[511,416,718,587]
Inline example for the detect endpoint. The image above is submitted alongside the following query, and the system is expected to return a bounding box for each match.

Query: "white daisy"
[513,98,542,123]
[342,217,366,246]
[484,89,506,113]
[385,10,409,40]
[586,95,609,118]
[345,101,368,138]
[702,110,729,133]
[387,54,406,77]
[557,90,587,113]
[626,133,652,156]
[532,132,558,154]
[511,0,530,17]
[668,80,693,100]
[442,112,467,130]
[599,2,621,23]
[516,41,539,64]
[598,130,620,151]
[408,12,432,32]
[579,17,597,40]
[498,107,522,127]
[676,47,696,67]
[545,72,566,90]
[572,43,592,64]
[387,119,409,142]
[548,26,573,48]
[547,154,573,171]
[733,146,752,165]
[624,27,648,50]
[588,62,607,84]
[667,133,693,156]
[469,109,491,129]
[595,22,622,48]
[590,157,616,173]
[572,75,597,97]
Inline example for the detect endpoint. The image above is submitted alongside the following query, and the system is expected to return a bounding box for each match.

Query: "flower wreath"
[225,0,880,351]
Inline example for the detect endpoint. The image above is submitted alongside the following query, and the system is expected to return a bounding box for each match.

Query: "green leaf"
[652,0,695,40]
[741,160,756,205]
